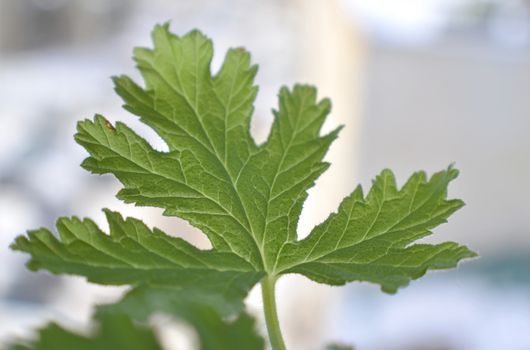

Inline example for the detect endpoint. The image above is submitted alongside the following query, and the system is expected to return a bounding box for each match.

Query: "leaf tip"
[446,163,459,178]
[26,260,41,272]
[381,285,400,294]
[153,21,171,35]
[9,235,28,252]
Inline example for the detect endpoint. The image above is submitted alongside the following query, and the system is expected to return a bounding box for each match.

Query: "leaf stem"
[261,275,286,350]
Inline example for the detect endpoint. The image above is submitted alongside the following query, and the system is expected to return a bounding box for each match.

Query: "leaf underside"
[12,23,476,314]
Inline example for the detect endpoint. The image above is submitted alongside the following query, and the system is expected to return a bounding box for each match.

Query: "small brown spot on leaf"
[104,119,116,131]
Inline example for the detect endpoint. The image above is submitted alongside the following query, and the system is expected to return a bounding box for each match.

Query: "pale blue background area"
[1,1,529,349]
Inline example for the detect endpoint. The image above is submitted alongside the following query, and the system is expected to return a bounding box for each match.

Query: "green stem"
[261,275,286,350]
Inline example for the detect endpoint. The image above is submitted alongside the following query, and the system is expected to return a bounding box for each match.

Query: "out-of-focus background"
[1,0,530,349]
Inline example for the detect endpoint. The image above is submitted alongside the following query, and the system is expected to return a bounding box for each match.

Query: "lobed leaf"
[276,167,476,293]
[12,24,475,315]
[11,209,262,311]
[77,24,339,273]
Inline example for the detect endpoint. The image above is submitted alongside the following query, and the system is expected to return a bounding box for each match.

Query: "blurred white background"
[1,0,530,349]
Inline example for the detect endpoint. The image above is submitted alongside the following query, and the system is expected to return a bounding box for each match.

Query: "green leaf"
[12,209,262,312]
[7,314,163,350]
[96,284,239,322]
[8,308,264,350]
[12,23,475,304]
[185,309,264,350]
[275,167,476,293]
[80,24,340,273]
[98,287,265,350]
[12,208,265,348]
